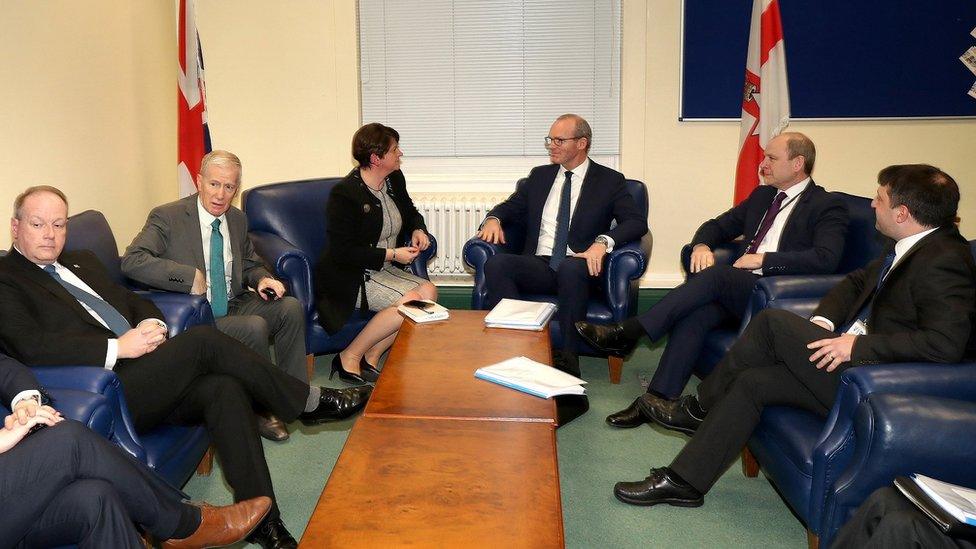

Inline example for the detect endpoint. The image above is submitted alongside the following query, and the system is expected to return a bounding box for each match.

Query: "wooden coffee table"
[363,310,558,423]
[301,416,564,548]
[300,310,565,548]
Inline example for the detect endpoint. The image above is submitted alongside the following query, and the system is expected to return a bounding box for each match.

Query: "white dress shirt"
[534,158,616,256]
[197,200,233,301]
[753,178,811,274]
[810,226,939,332]
[14,247,166,378]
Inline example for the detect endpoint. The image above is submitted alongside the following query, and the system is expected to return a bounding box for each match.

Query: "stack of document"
[894,474,976,539]
[397,300,450,323]
[475,356,586,399]
[484,298,556,331]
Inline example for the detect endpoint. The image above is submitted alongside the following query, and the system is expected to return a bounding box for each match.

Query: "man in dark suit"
[122,150,304,441]
[0,351,270,548]
[476,114,648,375]
[576,132,850,423]
[0,186,372,548]
[611,164,976,509]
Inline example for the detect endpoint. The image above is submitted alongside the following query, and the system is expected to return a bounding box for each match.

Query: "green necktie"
[210,218,228,317]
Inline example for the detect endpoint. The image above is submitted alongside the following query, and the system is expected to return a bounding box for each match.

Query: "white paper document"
[475,356,586,399]
[913,474,976,526]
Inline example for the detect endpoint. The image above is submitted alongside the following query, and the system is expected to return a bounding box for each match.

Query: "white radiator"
[412,193,509,281]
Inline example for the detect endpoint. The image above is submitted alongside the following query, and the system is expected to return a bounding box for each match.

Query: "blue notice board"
[681,0,976,119]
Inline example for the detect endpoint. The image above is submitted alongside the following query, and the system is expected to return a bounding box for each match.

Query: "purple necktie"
[746,191,787,254]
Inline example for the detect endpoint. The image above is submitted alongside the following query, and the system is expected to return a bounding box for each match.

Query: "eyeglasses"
[544,136,584,147]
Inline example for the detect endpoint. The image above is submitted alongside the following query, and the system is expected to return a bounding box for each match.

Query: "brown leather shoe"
[257,414,289,442]
[161,496,272,549]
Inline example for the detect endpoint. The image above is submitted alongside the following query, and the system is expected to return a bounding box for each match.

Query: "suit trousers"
[218,291,308,382]
[670,309,850,493]
[832,486,975,549]
[484,254,591,353]
[2,421,194,548]
[637,265,759,398]
[114,325,310,518]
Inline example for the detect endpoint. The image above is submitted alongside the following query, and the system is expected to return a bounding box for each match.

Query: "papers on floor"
[910,474,976,526]
[397,299,449,323]
[484,298,556,331]
[475,356,586,399]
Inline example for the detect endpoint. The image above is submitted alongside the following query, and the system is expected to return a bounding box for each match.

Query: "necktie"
[210,218,228,317]
[549,171,574,269]
[43,265,131,336]
[846,251,897,331]
[746,192,788,254]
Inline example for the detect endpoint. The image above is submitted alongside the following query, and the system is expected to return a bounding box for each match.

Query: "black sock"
[620,318,644,340]
[172,503,202,539]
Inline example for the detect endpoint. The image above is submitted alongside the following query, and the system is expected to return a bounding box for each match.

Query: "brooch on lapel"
[363,204,371,213]
[72,264,81,268]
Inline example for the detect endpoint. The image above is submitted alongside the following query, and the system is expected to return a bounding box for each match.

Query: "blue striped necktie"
[210,218,228,317]
[43,264,131,336]
[549,170,574,269]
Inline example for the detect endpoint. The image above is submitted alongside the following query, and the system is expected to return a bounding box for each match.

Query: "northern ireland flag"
[733,0,790,205]
[177,0,211,198]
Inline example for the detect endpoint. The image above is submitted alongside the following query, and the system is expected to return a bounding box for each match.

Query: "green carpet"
[183,344,807,548]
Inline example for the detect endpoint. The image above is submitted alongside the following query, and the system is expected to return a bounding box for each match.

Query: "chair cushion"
[142,425,212,488]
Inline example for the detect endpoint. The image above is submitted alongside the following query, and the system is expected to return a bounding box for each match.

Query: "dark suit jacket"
[486,160,648,255]
[0,353,41,410]
[0,249,161,367]
[120,194,271,298]
[313,169,427,334]
[814,226,976,364]
[691,181,850,275]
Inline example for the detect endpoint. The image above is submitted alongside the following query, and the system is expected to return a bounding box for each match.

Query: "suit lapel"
[182,198,207,273]
[6,250,111,332]
[571,161,599,235]
[777,181,815,243]
[227,209,245,294]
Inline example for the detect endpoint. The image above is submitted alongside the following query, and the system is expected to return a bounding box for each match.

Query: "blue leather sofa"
[729,240,976,548]
[28,209,214,488]
[684,192,885,378]
[462,178,650,383]
[241,178,437,379]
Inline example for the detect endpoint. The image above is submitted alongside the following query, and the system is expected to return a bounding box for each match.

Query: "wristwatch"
[594,235,611,250]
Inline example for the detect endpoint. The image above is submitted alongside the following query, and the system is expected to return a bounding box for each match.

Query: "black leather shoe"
[257,414,289,442]
[359,357,381,382]
[637,394,705,435]
[246,516,297,549]
[575,321,639,355]
[605,397,648,428]
[614,467,704,507]
[299,386,372,425]
[329,354,366,384]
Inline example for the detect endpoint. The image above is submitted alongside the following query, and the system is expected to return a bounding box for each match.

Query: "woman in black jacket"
[313,123,437,382]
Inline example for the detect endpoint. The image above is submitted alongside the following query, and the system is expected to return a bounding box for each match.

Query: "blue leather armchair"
[29,209,215,488]
[684,192,885,378]
[728,241,976,549]
[463,178,650,383]
[241,178,437,379]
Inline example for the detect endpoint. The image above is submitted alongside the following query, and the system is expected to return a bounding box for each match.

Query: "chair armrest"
[31,365,147,463]
[604,239,650,320]
[137,292,214,336]
[463,237,505,310]
[808,362,976,531]
[46,388,114,437]
[404,234,438,280]
[818,394,976,547]
[249,231,315,316]
[739,274,846,329]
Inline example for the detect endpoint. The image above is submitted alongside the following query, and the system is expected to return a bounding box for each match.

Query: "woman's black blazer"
[313,168,427,334]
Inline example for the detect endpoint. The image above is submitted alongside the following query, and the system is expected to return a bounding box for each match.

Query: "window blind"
[358,0,621,158]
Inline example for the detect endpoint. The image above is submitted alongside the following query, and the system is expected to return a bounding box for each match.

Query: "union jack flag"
[177,0,211,197]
